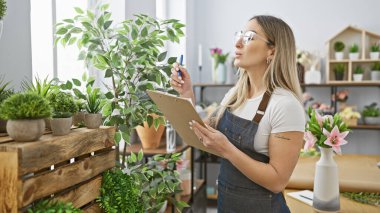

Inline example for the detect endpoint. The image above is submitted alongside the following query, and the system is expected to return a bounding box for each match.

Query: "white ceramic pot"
[335,52,344,60]
[364,117,380,125]
[304,68,322,84]
[313,147,340,212]
[6,119,45,142]
[370,52,379,60]
[211,62,227,84]
[371,71,380,81]
[349,53,359,60]
[51,117,72,136]
[84,113,102,129]
[352,74,363,82]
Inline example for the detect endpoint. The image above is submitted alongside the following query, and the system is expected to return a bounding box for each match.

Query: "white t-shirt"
[220,87,306,156]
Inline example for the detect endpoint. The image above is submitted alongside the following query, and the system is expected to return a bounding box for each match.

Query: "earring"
[266,58,271,64]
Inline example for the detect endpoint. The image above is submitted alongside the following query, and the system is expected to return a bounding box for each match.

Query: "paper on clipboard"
[147,90,221,157]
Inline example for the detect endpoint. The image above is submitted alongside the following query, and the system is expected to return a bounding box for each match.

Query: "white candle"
[198,44,202,67]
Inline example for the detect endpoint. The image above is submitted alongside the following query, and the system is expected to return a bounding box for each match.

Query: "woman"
[170,15,305,212]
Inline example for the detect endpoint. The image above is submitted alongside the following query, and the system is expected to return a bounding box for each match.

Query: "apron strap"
[252,91,272,123]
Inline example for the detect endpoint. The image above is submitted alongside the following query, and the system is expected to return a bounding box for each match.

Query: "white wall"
[0,0,32,90]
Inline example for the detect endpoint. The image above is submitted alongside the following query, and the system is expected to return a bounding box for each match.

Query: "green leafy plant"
[28,199,82,213]
[354,66,364,74]
[334,63,346,74]
[342,192,380,206]
[0,93,52,120]
[0,75,14,104]
[48,91,78,118]
[334,41,345,52]
[0,0,6,20]
[349,43,359,53]
[362,102,380,117]
[371,44,380,52]
[372,62,380,71]
[22,76,58,98]
[75,99,86,112]
[86,87,103,113]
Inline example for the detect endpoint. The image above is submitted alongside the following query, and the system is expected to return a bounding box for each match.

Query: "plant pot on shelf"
[342,117,358,126]
[352,74,363,82]
[6,119,45,142]
[0,119,7,133]
[84,113,102,129]
[334,72,344,81]
[136,120,165,149]
[304,68,321,84]
[51,117,72,136]
[44,118,52,130]
[212,63,227,84]
[363,117,380,125]
[371,71,380,81]
[335,52,344,60]
[349,53,359,60]
[370,52,379,59]
[72,111,85,126]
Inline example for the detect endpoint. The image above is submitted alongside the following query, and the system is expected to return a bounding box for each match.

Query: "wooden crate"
[0,126,116,212]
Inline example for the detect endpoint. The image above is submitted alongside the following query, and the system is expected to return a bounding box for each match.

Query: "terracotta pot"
[136,121,165,149]
[51,117,72,136]
[6,119,45,142]
[0,119,7,133]
[84,113,102,129]
[72,111,85,126]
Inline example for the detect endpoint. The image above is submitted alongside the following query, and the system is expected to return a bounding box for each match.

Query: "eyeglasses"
[234,30,273,46]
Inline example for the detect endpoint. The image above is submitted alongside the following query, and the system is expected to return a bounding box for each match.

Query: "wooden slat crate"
[0,126,115,212]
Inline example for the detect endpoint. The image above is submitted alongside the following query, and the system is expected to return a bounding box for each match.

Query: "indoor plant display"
[370,43,380,59]
[0,93,51,141]
[210,47,229,84]
[362,102,380,125]
[353,66,364,81]
[349,43,359,60]
[371,62,380,81]
[0,0,6,39]
[338,107,361,126]
[304,108,351,212]
[0,75,13,133]
[84,86,104,129]
[334,41,345,60]
[48,91,78,136]
[333,63,345,80]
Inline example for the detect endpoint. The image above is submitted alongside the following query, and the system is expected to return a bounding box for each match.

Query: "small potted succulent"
[334,41,345,60]
[371,62,380,81]
[0,93,52,141]
[362,102,380,125]
[0,0,6,39]
[0,76,13,133]
[349,43,359,60]
[48,91,78,136]
[333,63,346,81]
[353,66,364,82]
[370,43,380,59]
[84,87,104,129]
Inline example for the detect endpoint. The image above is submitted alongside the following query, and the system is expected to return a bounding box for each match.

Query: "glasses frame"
[235,30,274,46]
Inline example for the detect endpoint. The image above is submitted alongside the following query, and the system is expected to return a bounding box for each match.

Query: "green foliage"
[342,192,380,206]
[334,63,346,73]
[354,66,364,74]
[28,199,82,213]
[362,102,380,117]
[75,99,86,111]
[0,0,6,19]
[85,87,103,113]
[371,44,380,52]
[48,91,78,118]
[334,41,345,52]
[22,76,58,98]
[0,75,14,104]
[349,43,359,53]
[0,93,52,120]
[372,62,380,71]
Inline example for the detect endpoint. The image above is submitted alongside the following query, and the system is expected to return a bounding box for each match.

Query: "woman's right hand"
[170,63,194,99]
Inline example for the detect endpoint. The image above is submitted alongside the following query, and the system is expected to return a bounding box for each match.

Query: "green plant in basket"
[362,103,380,117]
[334,63,345,74]
[28,199,82,213]
[0,93,52,120]
[349,43,359,53]
[85,87,103,114]
[372,62,380,71]
[47,91,78,118]
[334,41,345,52]
[354,66,364,74]
[371,44,380,52]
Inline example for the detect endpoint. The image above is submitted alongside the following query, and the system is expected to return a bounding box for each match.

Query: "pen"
[300,195,313,201]
[178,54,183,78]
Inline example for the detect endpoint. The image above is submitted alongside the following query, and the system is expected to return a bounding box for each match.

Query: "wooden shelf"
[126,139,190,156]
[301,82,380,87]
[349,125,380,130]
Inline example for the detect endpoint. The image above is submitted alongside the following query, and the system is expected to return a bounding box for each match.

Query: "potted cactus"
[334,41,345,60]
[349,43,359,60]
[48,91,78,136]
[84,87,104,129]
[0,93,52,141]
[0,0,6,39]
[371,62,380,81]
[353,66,364,82]
[334,63,346,81]
[362,103,380,125]
[370,43,380,59]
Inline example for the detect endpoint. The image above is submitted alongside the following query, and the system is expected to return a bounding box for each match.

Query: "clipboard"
[147,90,221,156]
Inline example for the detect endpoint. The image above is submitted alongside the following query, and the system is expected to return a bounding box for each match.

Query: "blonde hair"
[209,15,302,128]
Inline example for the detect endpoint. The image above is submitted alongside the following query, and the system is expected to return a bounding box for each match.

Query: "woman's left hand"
[190,120,233,158]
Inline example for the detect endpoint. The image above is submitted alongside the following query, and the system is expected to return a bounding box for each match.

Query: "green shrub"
[48,92,78,118]
[334,41,345,52]
[362,103,380,117]
[372,62,380,71]
[334,63,346,73]
[0,75,14,104]
[0,0,6,19]
[371,44,380,52]
[349,43,359,53]
[354,66,364,74]
[0,93,52,120]
[28,199,82,213]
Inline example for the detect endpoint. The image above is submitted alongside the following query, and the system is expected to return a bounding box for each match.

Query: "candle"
[198,44,202,67]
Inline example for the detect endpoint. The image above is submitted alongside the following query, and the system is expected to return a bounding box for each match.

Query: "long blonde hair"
[209,15,302,128]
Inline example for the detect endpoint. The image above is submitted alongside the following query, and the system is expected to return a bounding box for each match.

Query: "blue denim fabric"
[217,109,290,213]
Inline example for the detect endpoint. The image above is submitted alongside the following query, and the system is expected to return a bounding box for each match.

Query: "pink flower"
[210,49,215,55]
[315,110,323,127]
[322,126,349,154]
[304,131,317,151]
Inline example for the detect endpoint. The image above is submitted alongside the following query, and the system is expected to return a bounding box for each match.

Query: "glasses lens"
[234,31,243,44]
[243,31,255,45]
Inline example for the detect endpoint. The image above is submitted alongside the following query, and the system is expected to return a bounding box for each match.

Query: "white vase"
[352,74,363,82]
[371,71,380,81]
[212,63,227,84]
[313,147,340,212]
[304,68,321,84]
[370,52,379,59]
[335,52,344,60]
[0,20,3,39]
[349,53,359,60]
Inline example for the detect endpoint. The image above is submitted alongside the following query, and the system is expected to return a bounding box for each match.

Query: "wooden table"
[284,189,379,213]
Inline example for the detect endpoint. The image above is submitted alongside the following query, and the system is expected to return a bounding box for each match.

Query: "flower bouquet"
[210,47,229,84]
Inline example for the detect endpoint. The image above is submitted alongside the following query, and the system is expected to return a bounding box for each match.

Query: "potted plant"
[48,91,78,136]
[72,99,85,126]
[370,43,380,59]
[334,63,346,80]
[84,86,104,129]
[338,107,361,126]
[371,62,380,81]
[0,75,13,133]
[362,102,380,125]
[353,66,364,82]
[349,43,359,60]
[0,93,51,141]
[0,0,6,39]
[334,41,345,60]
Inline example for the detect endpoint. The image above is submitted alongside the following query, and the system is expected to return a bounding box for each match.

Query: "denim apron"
[217,91,290,213]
